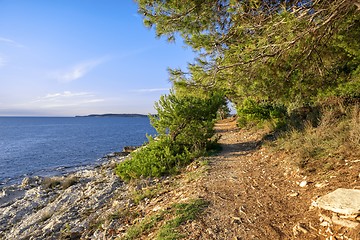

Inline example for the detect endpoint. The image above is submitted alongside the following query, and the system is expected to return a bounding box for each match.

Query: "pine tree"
[136,0,360,107]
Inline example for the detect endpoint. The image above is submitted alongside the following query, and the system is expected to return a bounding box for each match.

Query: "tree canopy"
[137,0,360,108]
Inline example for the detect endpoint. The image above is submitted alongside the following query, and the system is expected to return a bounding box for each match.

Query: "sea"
[0,116,156,187]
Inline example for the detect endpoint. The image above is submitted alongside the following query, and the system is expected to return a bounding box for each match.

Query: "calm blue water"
[0,117,156,186]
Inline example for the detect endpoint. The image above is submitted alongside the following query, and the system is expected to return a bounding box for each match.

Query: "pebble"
[299,181,308,187]
[315,182,328,188]
[289,192,299,197]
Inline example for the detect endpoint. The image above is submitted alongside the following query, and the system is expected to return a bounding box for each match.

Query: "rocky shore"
[0,152,132,239]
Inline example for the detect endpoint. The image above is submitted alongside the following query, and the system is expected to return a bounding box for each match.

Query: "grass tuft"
[273,104,360,172]
[120,198,208,240]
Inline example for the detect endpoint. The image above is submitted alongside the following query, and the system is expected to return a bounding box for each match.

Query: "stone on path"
[315,188,360,215]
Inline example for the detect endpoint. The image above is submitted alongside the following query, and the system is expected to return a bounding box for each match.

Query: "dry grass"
[274,104,360,173]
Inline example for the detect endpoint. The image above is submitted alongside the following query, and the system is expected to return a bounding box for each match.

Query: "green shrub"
[116,136,197,181]
[236,99,288,129]
[150,92,225,151]
[116,92,225,181]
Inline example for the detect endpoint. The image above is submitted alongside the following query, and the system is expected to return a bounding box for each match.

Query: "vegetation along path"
[99,115,359,239]
[181,118,360,239]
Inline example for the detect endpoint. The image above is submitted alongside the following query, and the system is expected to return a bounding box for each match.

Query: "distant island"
[75,114,149,118]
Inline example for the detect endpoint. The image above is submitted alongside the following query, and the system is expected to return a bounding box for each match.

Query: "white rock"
[332,214,359,228]
[152,205,162,212]
[288,192,299,197]
[315,182,328,188]
[320,221,330,227]
[316,188,360,215]
[299,181,308,187]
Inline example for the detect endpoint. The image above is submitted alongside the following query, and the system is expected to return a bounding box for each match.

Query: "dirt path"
[127,117,359,239]
[184,118,315,239]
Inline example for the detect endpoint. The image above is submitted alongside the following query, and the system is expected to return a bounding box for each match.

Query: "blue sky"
[0,0,194,116]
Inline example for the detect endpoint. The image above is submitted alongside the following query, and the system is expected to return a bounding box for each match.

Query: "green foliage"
[136,0,360,114]
[217,101,231,120]
[121,198,208,240]
[116,136,195,181]
[116,92,224,181]
[122,212,165,240]
[156,199,209,240]
[150,91,225,151]
[236,99,288,129]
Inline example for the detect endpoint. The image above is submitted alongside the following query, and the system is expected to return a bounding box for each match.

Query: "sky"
[0,0,195,116]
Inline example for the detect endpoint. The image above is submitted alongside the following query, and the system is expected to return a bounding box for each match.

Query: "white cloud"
[41,91,92,99]
[0,37,24,48]
[55,58,107,82]
[32,91,104,108]
[131,88,170,93]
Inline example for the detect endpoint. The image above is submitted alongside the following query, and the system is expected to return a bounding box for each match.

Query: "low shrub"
[116,92,225,181]
[156,199,209,239]
[115,136,198,182]
[236,99,288,130]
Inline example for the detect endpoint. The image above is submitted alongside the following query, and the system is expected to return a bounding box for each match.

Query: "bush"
[116,136,198,181]
[236,99,288,129]
[150,92,225,151]
[116,92,225,181]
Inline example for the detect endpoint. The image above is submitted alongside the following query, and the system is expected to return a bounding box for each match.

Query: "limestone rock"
[299,181,308,187]
[288,192,299,197]
[332,214,359,228]
[21,176,43,188]
[0,156,127,239]
[315,188,360,215]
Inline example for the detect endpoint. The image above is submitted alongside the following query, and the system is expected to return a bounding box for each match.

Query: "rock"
[0,159,126,239]
[21,176,42,188]
[315,188,360,215]
[106,152,129,158]
[293,223,308,236]
[332,214,359,228]
[122,146,138,153]
[299,181,308,187]
[288,192,299,197]
[320,221,330,227]
[152,205,162,212]
[315,182,328,188]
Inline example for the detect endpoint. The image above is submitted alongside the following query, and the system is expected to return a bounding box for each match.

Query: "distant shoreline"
[75,113,149,118]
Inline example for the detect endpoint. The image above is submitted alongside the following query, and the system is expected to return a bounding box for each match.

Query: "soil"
[102,117,360,239]
[177,117,360,240]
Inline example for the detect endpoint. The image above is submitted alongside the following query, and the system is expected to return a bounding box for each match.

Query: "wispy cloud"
[0,56,6,67]
[55,58,107,82]
[41,91,92,99]
[0,37,24,48]
[131,88,170,93]
[32,91,104,108]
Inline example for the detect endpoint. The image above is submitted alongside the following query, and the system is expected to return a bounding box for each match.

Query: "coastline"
[2,119,359,239]
[0,150,129,188]
[0,150,131,239]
